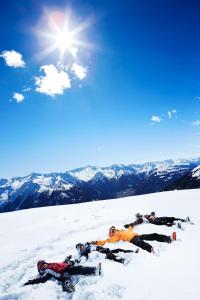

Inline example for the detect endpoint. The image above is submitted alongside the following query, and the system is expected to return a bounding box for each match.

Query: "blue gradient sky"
[0,0,200,178]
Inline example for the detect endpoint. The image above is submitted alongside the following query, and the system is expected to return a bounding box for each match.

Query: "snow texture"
[0,189,200,300]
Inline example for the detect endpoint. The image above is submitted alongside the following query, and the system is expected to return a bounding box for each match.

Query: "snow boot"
[62,279,75,293]
[172,231,176,241]
[151,247,159,256]
[185,216,194,224]
[118,258,126,264]
[95,262,102,276]
[177,221,182,229]
[186,216,190,222]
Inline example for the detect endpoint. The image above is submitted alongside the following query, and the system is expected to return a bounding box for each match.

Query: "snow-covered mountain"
[164,164,200,191]
[0,189,199,300]
[0,158,200,213]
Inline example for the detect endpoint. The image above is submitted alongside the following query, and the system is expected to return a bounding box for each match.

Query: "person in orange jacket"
[92,225,176,253]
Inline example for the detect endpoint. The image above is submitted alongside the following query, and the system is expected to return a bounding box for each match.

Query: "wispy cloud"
[13,92,25,103]
[151,115,162,123]
[0,50,26,68]
[168,109,176,119]
[71,63,87,80]
[23,87,31,92]
[35,64,71,97]
[192,120,200,126]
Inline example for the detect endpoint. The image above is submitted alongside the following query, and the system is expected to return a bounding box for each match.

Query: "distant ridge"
[0,157,200,213]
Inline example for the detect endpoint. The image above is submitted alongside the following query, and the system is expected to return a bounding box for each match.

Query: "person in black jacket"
[124,212,188,228]
[75,242,137,264]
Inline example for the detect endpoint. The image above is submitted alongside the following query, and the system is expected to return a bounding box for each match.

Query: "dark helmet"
[135,213,142,219]
[151,211,155,216]
[37,260,46,275]
[75,243,84,251]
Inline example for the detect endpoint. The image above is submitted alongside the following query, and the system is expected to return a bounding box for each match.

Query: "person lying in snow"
[124,212,189,228]
[75,242,138,264]
[24,256,101,293]
[92,225,176,254]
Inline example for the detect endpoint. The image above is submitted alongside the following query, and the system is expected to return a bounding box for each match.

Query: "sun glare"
[35,9,93,60]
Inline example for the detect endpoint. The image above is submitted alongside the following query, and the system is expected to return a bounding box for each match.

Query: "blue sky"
[1,0,200,178]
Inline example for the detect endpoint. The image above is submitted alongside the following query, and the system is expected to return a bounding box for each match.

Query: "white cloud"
[13,93,24,103]
[151,115,162,123]
[0,50,26,68]
[168,109,176,119]
[23,87,31,92]
[71,63,87,80]
[35,65,71,97]
[192,120,200,126]
[168,111,172,119]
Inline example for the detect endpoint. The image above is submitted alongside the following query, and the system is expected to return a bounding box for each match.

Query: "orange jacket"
[94,226,139,246]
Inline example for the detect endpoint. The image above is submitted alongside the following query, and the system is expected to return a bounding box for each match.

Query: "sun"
[54,30,73,54]
[35,9,93,60]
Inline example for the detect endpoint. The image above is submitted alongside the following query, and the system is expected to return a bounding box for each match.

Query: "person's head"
[37,260,48,275]
[135,213,142,219]
[76,243,85,253]
[109,226,116,237]
[151,211,155,217]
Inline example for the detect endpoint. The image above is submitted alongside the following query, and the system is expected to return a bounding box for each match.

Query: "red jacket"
[39,262,70,278]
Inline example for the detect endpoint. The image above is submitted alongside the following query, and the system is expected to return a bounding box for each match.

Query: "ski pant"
[96,246,132,263]
[157,217,185,223]
[64,266,96,276]
[130,233,171,253]
[152,217,185,226]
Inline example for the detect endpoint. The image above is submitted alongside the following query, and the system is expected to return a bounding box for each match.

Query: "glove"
[64,255,73,263]
[24,280,33,286]
[91,241,97,245]
[124,224,130,228]
[69,260,75,266]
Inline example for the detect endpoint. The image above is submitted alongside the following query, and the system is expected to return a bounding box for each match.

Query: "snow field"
[0,189,200,300]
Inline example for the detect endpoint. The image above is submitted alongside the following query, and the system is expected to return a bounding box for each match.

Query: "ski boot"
[172,231,176,241]
[62,279,75,293]
[95,262,102,276]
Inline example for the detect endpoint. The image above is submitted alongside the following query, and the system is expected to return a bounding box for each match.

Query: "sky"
[1,0,200,178]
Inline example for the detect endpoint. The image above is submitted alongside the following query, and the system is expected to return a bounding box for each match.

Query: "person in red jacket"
[24,257,101,293]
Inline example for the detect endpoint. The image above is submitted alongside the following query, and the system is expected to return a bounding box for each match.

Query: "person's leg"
[67,266,96,276]
[111,248,134,254]
[139,233,171,243]
[173,217,186,222]
[158,217,176,223]
[61,272,75,293]
[130,236,152,253]
[105,252,124,264]
[153,219,174,226]
[96,246,110,254]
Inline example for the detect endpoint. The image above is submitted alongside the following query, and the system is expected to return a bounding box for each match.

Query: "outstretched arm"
[93,235,120,246]
[24,274,52,286]
[124,218,143,228]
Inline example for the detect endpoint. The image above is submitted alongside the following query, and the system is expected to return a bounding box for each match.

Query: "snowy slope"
[0,189,200,300]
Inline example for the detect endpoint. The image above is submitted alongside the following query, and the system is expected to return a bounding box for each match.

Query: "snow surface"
[0,189,200,300]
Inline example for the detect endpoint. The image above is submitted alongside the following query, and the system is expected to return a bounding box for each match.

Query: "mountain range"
[0,158,200,213]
